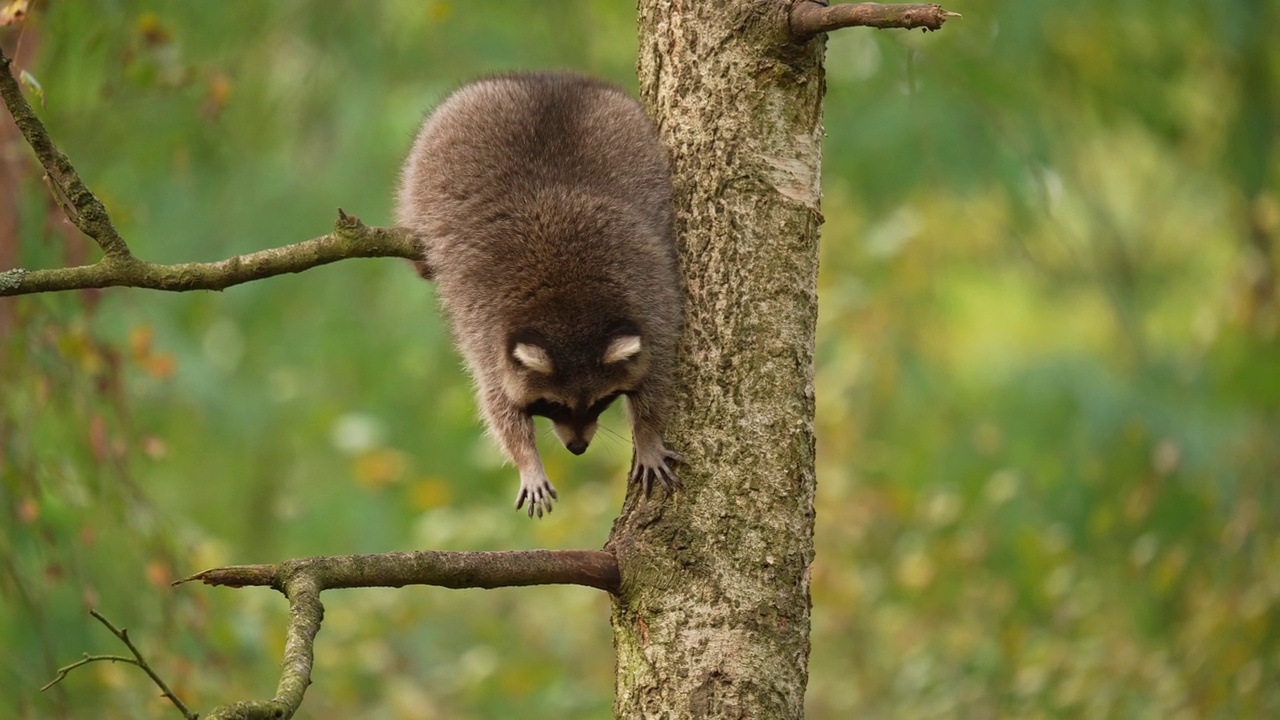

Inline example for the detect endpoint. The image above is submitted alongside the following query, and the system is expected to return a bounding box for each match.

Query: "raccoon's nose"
[566,439,589,455]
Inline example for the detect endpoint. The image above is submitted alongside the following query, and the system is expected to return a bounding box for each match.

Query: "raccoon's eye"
[525,399,571,422]
[585,392,623,418]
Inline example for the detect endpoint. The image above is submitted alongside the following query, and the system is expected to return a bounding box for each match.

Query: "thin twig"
[43,610,197,720]
[42,654,140,692]
[0,44,130,257]
[790,1,960,40]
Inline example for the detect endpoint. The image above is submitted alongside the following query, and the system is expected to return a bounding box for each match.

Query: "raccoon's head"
[505,330,646,455]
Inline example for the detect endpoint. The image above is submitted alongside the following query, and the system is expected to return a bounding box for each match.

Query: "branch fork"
[178,549,618,719]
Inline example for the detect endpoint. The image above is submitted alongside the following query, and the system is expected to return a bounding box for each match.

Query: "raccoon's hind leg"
[485,393,558,518]
[624,390,682,497]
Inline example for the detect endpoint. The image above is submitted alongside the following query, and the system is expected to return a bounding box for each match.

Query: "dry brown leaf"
[0,0,28,28]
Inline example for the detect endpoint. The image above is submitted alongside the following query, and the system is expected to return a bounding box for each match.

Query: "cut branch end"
[790,1,959,41]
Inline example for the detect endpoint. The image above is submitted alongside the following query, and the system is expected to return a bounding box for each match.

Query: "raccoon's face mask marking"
[525,392,623,455]
[509,332,642,455]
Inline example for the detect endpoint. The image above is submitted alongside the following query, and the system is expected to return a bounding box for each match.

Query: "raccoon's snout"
[553,421,597,456]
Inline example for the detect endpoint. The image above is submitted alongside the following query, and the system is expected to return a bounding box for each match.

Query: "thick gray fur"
[396,72,682,518]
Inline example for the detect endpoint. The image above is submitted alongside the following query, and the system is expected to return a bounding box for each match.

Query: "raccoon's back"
[396,73,672,251]
[396,72,677,341]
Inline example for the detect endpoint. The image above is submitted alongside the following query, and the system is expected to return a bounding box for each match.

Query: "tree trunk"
[608,2,824,717]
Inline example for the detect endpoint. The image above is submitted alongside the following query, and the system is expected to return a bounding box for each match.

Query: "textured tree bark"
[608,1,824,717]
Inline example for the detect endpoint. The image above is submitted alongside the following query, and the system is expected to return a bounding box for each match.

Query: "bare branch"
[1,43,425,298]
[202,575,321,720]
[0,43,130,258]
[0,210,422,297]
[790,1,960,40]
[177,549,621,593]
[173,550,618,718]
[43,610,197,720]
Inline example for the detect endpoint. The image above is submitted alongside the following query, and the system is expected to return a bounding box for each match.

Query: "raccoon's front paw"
[630,444,682,498]
[515,472,558,519]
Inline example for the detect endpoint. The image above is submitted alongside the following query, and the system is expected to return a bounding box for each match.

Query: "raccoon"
[395,72,682,518]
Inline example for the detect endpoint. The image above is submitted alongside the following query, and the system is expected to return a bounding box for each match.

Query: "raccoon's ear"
[513,343,554,374]
[603,335,643,364]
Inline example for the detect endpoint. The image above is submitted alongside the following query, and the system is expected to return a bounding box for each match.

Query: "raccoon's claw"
[630,448,682,498]
[515,477,559,519]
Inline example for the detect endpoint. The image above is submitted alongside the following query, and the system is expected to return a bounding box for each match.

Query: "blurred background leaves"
[1,0,1277,717]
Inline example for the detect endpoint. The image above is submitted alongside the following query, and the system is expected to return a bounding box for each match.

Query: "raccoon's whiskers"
[597,424,628,446]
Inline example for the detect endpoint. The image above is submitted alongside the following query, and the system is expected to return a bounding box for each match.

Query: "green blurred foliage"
[1,0,1277,717]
